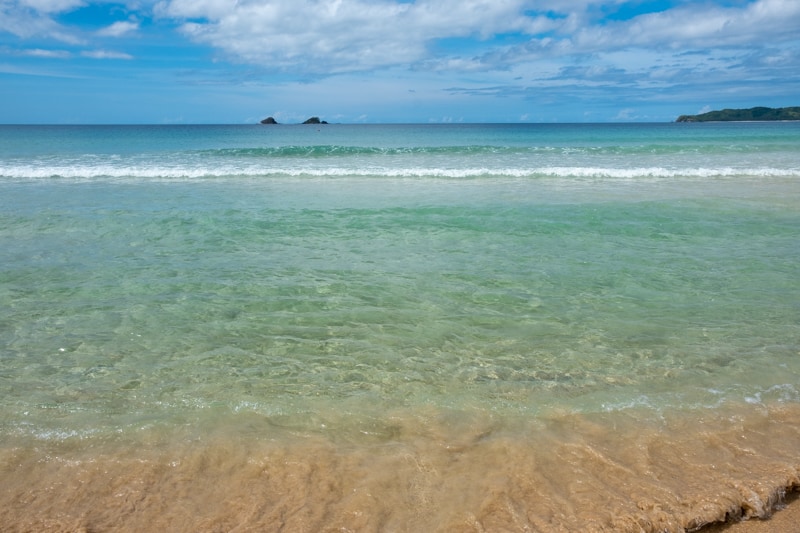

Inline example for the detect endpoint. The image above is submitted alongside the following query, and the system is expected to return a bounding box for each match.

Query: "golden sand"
[2,403,799,532]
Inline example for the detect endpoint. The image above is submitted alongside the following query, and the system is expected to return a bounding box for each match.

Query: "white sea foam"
[745,384,800,405]
[2,164,798,181]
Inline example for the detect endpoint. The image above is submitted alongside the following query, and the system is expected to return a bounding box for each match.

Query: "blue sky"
[1,0,798,123]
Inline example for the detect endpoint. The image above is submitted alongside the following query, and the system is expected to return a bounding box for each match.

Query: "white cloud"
[0,0,84,42]
[601,0,800,49]
[81,49,133,59]
[97,20,139,37]
[155,0,800,80]
[613,108,636,120]
[18,0,84,13]
[155,0,232,20]
[2,1,143,43]
[0,61,73,75]
[160,0,542,73]
[23,47,71,57]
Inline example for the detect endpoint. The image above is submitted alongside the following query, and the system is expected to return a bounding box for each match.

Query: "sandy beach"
[3,402,799,532]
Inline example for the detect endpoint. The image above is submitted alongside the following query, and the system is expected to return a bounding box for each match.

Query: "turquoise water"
[1,123,800,530]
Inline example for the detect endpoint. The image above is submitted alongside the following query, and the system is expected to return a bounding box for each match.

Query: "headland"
[676,106,800,122]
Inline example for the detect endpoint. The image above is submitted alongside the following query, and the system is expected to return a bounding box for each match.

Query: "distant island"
[259,116,329,125]
[676,106,800,122]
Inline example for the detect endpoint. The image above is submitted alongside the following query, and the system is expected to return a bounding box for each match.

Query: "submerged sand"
[1,402,799,532]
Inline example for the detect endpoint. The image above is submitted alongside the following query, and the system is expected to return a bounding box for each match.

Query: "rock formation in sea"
[258,116,329,125]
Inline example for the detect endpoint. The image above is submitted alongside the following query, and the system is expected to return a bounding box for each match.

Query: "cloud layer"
[4,0,799,76]
[1,0,799,122]
[155,0,800,75]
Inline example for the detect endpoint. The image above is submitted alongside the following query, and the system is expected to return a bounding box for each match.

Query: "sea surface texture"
[1,123,799,532]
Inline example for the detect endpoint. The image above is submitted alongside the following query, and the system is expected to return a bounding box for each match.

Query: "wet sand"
[701,491,800,532]
[2,403,799,532]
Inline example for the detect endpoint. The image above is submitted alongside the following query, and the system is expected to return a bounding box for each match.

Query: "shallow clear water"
[1,123,799,531]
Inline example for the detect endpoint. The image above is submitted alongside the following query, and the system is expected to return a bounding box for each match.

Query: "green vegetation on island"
[676,106,800,122]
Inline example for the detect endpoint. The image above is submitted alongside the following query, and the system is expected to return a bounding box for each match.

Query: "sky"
[1,0,799,123]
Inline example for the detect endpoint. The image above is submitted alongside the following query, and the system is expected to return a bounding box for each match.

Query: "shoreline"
[2,404,800,532]
[701,490,799,532]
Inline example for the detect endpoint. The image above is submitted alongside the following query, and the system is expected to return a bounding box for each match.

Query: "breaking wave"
[2,164,798,181]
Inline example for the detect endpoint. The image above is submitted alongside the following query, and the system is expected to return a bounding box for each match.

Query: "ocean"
[1,122,799,531]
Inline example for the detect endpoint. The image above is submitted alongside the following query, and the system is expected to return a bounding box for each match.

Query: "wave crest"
[3,165,798,181]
